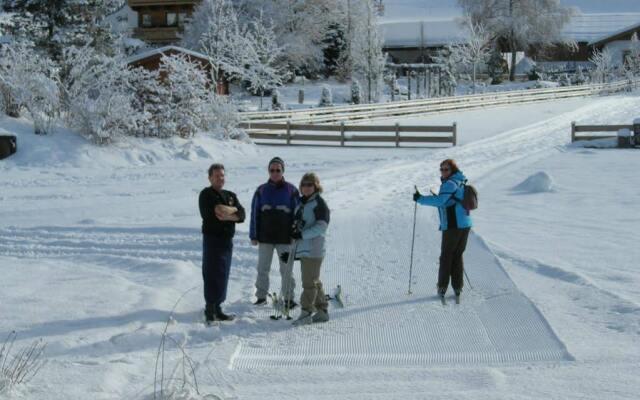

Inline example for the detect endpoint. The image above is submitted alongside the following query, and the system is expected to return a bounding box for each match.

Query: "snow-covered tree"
[350,79,362,104]
[242,11,288,108]
[61,46,139,142]
[449,19,492,93]
[590,48,614,84]
[181,0,247,83]
[433,47,459,96]
[458,0,575,81]
[241,0,344,76]
[3,0,121,59]
[201,91,245,140]
[573,67,587,85]
[351,0,386,102]
[558,73,571,86]
[159,53,209,138]
[0,41,59,134]
[318,84,333,107]
[627,32,640,76]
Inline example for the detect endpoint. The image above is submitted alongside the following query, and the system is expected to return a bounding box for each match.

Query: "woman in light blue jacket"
[413,159,472,302]
[290,172,330,325]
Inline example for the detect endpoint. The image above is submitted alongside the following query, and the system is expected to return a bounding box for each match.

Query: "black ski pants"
[202,234,233,307]
[438,228,470,293]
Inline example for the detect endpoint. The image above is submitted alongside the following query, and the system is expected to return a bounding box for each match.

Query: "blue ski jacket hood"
[417,170,473,231]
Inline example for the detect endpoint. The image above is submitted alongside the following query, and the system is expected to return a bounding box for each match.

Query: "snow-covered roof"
[0,35,11,45]
[379,0,640,21]
[126,45,212,64]
[588,20,640,46]
[378,0,640,47]
[562,13,640,42]
[380,19,467,48]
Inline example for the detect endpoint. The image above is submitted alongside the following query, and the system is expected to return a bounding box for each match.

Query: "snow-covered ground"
[1,92,640,399]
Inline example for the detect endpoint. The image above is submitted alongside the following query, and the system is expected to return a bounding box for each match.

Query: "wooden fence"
[570,122,633,142]
[239,122,457,147]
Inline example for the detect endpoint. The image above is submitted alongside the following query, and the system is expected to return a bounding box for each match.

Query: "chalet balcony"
[133,27,181,43]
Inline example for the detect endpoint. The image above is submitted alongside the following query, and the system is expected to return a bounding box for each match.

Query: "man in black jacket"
[199,163,245,322]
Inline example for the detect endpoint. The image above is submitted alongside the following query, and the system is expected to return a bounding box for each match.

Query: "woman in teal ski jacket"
[413,159,472,301]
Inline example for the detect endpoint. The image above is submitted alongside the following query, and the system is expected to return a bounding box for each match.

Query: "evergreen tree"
[322,22,347,78]
[487,46,505,84]
[3,0,119,59]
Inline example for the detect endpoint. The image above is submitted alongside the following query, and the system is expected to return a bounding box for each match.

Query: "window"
[178,12,188,27]
[166,12,177,27]
[141,14,152,28]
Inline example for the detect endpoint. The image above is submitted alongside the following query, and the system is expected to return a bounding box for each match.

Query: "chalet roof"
[126,45,212,64]
[589,21,640,47]
[380,19,467,49]
[563,13,640,42]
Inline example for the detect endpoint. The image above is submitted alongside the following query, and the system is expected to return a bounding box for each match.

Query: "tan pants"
[300,257,328,313]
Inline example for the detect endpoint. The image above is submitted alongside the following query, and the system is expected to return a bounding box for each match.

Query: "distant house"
[380,12,640,65]
[127,0,200,44]
[127,45,229,95]
[590,21,640,66]
[380,19,467,63]
[529,14,640,63]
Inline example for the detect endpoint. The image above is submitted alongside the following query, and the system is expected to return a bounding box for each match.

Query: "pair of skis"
[268,292,292,320]
[269,285,344,320]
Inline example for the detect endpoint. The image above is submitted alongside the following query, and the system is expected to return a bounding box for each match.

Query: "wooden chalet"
[590,22,640,66]
[127,45,229,94]
[127,0,199,44]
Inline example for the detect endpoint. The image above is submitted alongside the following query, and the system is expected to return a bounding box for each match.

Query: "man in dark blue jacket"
[199,163,245,323]
[250,157,300,308]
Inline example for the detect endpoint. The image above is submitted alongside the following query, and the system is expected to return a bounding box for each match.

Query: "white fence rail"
[240,80,638,124]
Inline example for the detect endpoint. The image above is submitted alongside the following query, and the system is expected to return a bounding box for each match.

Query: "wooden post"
[408,72,412,100]
[416,73,421,98]
[571,121,576,143]
[633,118,640,147]
[452,122,457,146]
[286,120,292,145]
[340,122,345,147]
[395,122,400,147]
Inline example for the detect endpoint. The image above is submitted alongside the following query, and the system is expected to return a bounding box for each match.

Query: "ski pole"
[282,239,297,320]
[408,185,418,295]
[463,268,473,290]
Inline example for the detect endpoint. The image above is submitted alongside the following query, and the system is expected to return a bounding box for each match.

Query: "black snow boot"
[214,304,235,322]
[204,304,216,323]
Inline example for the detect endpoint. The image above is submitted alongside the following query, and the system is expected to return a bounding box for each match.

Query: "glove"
[413,190,421,202]
[280,252,290,263]
[291,230,303,240]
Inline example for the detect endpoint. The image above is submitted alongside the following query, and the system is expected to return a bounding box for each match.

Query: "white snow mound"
[512,171,554,193]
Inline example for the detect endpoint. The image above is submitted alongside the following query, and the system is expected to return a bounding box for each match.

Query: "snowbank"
[0,116,257,168]
[512,171,554,193]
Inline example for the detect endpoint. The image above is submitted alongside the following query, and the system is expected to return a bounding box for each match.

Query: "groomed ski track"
[231,216,573,368]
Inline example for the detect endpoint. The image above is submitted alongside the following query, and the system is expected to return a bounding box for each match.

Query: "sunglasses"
[269,169,283,173]
[440,168,451,172]
[301,182,315,188]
